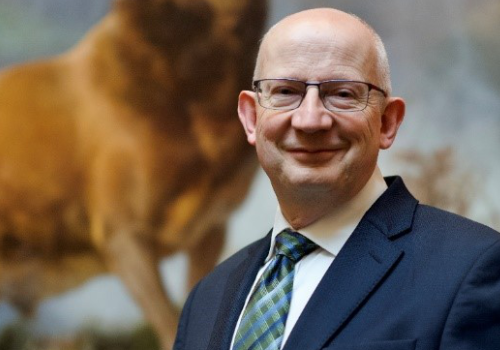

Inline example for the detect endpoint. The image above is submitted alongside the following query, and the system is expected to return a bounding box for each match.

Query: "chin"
[280,168,343,191]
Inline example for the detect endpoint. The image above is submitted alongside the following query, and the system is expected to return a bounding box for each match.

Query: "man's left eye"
[332,89,355,98]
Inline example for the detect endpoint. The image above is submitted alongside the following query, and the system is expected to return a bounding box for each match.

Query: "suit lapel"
[283,220,403,350]
[283,177,418,350]
[207,231,271,350]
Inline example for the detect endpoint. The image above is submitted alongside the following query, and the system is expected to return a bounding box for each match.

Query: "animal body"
[0,0,266,348]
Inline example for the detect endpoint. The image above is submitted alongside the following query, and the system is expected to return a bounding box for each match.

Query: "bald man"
[174,8,500,350]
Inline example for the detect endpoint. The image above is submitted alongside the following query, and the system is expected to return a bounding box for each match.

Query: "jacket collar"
[208,176,418,350]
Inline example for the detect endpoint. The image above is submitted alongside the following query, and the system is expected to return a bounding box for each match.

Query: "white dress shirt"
[230,168,388,349]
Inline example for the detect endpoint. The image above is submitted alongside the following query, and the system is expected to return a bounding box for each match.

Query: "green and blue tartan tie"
[232,229,318,350]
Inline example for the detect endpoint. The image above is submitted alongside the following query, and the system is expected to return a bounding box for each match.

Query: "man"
[174,8,500,350]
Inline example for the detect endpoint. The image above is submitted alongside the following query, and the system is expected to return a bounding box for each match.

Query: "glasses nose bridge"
[292,81,333,132]
[301,82,325,109]
[304,81,321,92]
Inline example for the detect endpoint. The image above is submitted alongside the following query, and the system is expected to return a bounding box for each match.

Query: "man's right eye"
[272,86,301,95]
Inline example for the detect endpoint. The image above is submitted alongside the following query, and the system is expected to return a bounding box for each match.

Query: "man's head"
[238,8,405,225]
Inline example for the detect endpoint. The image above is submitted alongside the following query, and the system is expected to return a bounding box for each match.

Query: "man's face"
[239,18,399,205]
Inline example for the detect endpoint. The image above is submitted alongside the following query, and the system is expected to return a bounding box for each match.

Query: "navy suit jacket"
[174,177,500,350]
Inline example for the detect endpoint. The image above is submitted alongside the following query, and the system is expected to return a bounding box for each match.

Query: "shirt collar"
[267,167,388,262]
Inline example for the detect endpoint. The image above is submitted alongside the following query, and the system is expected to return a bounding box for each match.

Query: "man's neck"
[277,167,387,230]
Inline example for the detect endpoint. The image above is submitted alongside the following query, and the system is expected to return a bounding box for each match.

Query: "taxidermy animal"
[0,0,267,348]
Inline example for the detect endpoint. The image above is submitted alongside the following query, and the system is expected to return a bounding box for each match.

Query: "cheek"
[255,114,292,174]
[256,112,289,146]
[255,120,280,163]
[351,112,381,149]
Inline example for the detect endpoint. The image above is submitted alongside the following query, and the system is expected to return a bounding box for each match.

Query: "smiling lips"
[286,147,341,163]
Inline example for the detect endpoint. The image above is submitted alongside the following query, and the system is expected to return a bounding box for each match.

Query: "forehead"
[259,19,377,82]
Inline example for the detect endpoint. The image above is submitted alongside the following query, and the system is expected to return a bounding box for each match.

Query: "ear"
[238,90,258,146]
[379,97,405,149]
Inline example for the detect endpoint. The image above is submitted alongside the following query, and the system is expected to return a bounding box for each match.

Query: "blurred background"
[0,0,499,349]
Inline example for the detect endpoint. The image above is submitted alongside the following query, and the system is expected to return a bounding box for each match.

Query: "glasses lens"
[256,80,305,110]
[320,81,369,112]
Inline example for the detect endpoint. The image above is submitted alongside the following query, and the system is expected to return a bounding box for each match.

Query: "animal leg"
[187,224,225,291]
[102,230,178,350]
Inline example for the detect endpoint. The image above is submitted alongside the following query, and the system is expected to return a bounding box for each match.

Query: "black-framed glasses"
[253,78,387,112]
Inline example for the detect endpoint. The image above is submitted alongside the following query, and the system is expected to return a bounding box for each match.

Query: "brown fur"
[0,0,266,348]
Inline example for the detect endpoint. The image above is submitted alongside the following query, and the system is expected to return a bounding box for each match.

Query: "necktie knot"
[275,228,318,263]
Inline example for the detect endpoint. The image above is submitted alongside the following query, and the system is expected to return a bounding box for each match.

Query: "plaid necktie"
[232,229,318,350]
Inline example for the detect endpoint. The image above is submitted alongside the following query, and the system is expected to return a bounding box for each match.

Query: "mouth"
[285,147,341,164]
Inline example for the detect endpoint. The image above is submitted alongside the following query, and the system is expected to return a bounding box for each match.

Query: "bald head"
[253,8,392,95]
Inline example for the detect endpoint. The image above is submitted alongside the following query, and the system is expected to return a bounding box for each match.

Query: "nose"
[291,86,333,133]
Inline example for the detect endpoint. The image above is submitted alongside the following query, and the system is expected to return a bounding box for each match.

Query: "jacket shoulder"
[415,204,500,242]
[410,204,500,268]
